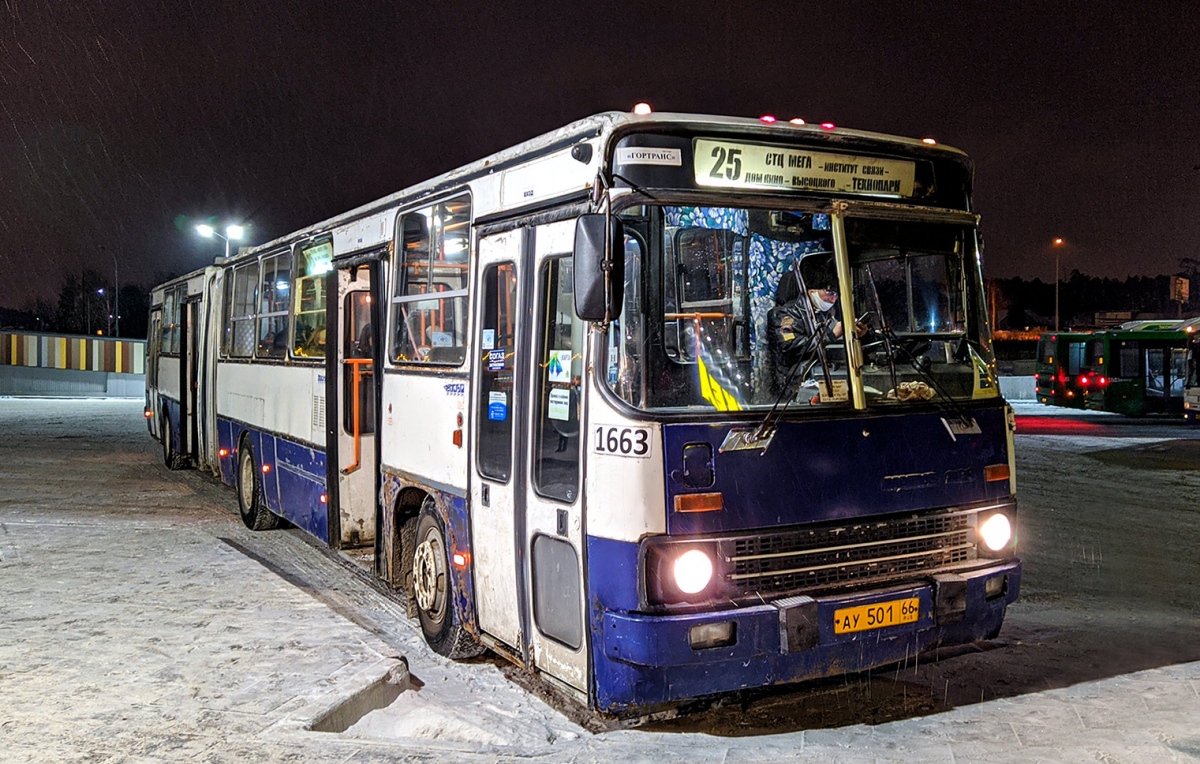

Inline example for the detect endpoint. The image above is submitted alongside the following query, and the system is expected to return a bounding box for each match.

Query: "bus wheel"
[412,502,483,658]
[161,412,186,471]
[236,440,280,531]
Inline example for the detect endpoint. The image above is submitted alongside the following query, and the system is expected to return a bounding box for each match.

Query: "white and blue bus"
[148,110,1021,714]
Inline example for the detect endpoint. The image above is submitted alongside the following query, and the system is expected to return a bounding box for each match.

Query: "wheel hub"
[413,536,444,613]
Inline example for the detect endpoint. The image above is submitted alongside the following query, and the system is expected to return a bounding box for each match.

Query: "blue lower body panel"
[217,417,328,543]
[587,536,1020,713]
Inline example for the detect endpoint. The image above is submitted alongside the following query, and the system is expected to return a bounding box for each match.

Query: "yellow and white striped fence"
[1,332,146,375]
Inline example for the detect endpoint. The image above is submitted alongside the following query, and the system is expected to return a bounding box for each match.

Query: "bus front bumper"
[592,560,1020,713]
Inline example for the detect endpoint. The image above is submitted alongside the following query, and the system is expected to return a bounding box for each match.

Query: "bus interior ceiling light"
[673,549,714,595]
[980,513,1013,551]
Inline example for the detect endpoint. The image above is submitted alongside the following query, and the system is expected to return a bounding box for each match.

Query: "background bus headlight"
[979,513,1013,551]
[673,549,714,594]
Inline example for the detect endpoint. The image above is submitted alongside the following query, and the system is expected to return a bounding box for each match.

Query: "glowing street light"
[195,223,245,259]
[1052,237,1066,331]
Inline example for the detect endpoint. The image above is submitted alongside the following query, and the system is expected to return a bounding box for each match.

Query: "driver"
[767,255,864,394]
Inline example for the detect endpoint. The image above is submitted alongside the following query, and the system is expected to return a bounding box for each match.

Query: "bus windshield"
[607,205,997,413]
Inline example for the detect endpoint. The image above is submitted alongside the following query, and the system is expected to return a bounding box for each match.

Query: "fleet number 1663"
[593,426,650,458]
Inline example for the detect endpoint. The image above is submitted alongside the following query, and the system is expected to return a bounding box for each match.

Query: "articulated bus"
[148,111,1020,714]
[1035,332,1090,408]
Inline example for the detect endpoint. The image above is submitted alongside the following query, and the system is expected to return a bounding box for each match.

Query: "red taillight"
[1058,373,1068,383]
[1099,377,1108,386]
[1079,375,1090,386]
[1034,373,1040,380]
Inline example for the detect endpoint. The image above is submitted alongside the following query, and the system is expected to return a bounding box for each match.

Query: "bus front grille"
[723,507,985,598]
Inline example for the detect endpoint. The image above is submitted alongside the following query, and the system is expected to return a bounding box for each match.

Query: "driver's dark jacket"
[767,297,837,393]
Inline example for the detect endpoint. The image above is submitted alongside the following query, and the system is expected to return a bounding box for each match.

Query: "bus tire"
[412,502,483,659]
[161,411,186,471]
[236,440,280,531]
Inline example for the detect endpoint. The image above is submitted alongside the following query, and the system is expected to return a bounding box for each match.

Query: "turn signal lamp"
[985,464,1010,483]
[979,514,1013,551]
[261,464,271,474]
[218,448,229,458]
[673,549,714,594]
[632,102,652,115]
[143,409,154,419]
[452,552,468,568]
[319,494,328,504]
[674,492,724,513]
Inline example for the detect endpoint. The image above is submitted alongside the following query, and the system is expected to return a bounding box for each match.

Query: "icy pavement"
[2,398,1200,762]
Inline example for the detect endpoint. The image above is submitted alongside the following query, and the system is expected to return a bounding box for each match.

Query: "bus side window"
[293,239,332,358]
[229,262,259,358]
[390,196,470,365]
[257,252,292,359]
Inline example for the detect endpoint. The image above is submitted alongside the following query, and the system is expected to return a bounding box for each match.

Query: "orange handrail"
[342,358,373,474]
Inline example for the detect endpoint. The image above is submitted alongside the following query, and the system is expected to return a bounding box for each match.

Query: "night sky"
[3,1,1199,310]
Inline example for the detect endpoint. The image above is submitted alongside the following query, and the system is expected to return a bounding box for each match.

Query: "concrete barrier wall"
[999,376,1036,401]
[0,365,145,399]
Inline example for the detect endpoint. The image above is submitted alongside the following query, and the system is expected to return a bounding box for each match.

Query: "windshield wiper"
[877,324,976,428]
[752,264,837,449]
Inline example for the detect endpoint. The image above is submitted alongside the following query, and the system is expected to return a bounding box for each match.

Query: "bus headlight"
[979,513,1013,552]
[673,549,714,594]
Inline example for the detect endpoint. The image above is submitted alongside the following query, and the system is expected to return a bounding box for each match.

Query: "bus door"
[1170,346,1188,409]
[1146,346,1166,411]
[333,265,379,550]
[182,297,201,461]
[471,223,587,693]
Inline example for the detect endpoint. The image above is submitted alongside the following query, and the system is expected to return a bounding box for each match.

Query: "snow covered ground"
[3,398,1199,762]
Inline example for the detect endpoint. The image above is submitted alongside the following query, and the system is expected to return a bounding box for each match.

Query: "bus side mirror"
[573,214,625,322]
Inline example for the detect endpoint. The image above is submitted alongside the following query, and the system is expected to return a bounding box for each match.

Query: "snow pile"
[343,671,584,751]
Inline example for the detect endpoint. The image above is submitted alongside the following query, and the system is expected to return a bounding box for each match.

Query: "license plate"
[833,597,920,634]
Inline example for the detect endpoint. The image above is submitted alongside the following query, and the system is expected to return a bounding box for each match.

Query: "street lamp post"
[195,223,245,259]
[1052,237,1065,331]
[111,252,119,338]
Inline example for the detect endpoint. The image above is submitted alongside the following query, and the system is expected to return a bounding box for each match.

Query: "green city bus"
[1081,328,1190,416]
[1035,332,1091,409]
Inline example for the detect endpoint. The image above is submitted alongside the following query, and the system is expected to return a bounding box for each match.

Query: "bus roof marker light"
[922,137,938,145]
[820,122,836,130]
[759,115,777,123]
[632,102,652,115]
[789,118,806,125]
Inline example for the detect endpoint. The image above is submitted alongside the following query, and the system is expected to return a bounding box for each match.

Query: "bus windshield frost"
[607,203,997,413]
